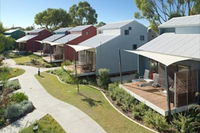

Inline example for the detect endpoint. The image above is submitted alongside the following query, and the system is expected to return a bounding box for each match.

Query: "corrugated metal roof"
[138,33,200,59]
[5,29,20,34]
[28,29,44,33]
[69,25,92,32]
[79,34,118,48]
[54,27,72,33]
[159,15,200,28]
[98,20,133,30]
[16,35,37,43]
[54,34,81,44]
[43,34,65,42]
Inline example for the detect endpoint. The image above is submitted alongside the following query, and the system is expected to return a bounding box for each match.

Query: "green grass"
[20,114,66,133]
[35,72,153,133]
[0,67,25,80]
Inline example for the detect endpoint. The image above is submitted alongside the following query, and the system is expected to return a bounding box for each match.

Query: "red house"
[53,25,97,61]
[16,29,52,52]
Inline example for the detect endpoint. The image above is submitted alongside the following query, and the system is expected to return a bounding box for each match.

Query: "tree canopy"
[134,0,200,32]
[69,1,98,26]
[0,22,5,34]
[34,8,71,30]
[96,21,106,28]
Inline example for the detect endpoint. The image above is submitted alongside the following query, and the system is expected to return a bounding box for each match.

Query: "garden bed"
[0,67,25,80]
[0,79,34,128]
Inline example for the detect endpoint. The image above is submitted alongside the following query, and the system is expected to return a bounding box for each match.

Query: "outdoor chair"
[132,69,153,83]
[138,73,160,87]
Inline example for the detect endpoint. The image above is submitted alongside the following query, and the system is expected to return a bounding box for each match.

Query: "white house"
[68,20,148,75]
[123,14,200,116]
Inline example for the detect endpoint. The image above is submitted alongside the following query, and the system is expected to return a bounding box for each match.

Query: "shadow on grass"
[79,93,102,107]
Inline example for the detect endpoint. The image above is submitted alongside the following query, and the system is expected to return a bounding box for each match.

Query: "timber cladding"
[174,70,197,107]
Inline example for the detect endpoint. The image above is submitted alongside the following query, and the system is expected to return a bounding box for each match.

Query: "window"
[128,27,132,30]
[132,44,137,50]
[85,32,89,35]
[124,30,129,35]
[140,35,145,41]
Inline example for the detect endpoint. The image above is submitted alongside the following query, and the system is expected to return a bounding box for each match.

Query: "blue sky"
[0,0,149,28]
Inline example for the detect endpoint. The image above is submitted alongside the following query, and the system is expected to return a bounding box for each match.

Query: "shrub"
[20,100,34,115]
[4,79,21,91]
[108,83,135,111]
[0,109,5,127]
[97,68,110,89]
[143,110,169,132]
[30,59,39,65]
[132,103,147,120]
[5,103,23,120]
[10,92,28,103]
[61,60,72,66]
[172,114,196,133]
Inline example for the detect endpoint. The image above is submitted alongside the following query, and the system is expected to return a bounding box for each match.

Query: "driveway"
[0,59,106,133]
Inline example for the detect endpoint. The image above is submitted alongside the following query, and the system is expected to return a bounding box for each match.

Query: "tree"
[24,26,34,31]
[96,21,106,28]
[0,22,5,34]
[34,8,71,30]
[134,0,200,32]
[69,1,98,26]
[0,34,15,53]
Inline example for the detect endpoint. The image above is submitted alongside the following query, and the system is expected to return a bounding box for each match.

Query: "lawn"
[20,114,66,133]
[0,67,25,80]
[35,72,153,133]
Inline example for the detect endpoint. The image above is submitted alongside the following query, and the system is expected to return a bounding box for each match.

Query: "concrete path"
[0,59,106,133]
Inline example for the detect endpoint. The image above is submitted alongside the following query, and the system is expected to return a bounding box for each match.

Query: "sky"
[0,0,149,28]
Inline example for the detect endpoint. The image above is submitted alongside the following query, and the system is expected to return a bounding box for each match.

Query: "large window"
[140,35,145,41]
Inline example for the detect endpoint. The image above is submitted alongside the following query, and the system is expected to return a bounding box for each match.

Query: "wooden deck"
[121,81,175,116]
[43,56,63,63]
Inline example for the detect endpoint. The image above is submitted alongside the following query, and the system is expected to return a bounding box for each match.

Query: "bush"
[132,103,147,120]
[143,110,169,132]
[0,109,5,127]
[97,68,110,89]
[5,100,34,121]
[4,79,21,91]
[5,103,23,120]
[10,92,28,103]
[108,83,135,111]
[172,114,196,133]
[50,69,76,84]
[61,60,72,66]
[20,100,34,115]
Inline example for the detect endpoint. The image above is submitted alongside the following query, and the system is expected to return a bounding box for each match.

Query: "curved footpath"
[0,59,106,133]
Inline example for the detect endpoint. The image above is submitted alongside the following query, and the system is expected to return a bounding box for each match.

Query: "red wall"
[64,26,97,61]
[25,29,52,52]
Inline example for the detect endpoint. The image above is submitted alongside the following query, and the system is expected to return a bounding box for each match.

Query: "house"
[68,20,148,76]
[16,29,52,52]
[122,14,200,116]
[47,25,97,62]
[40,27,72,63]
[4,29,25,40]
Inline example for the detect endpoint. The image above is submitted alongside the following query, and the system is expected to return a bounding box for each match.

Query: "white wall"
[96,21,148,74]
[102,29,121,35]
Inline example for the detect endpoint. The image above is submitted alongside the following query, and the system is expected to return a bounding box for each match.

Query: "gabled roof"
[54,34,81,44]
[54,27,72,34]
[43,34,65,42]
[27,29,44,34]
[16,35,37,43]
[138,33,200,59]
[78,34,118,48]
[159,14,200,28]
[5,29,20,34]
[69,25,92,32]
[98,20,133,30]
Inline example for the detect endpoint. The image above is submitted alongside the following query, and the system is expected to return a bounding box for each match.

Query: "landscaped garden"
[36,68,200,133]
[35,69,153,133]
[0,67,25,80]
[20,114,66,133]
[3,51,56,68]
[0,79,34,128]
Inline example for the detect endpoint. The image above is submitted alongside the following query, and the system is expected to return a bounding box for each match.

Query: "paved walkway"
[0,59,106,133]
